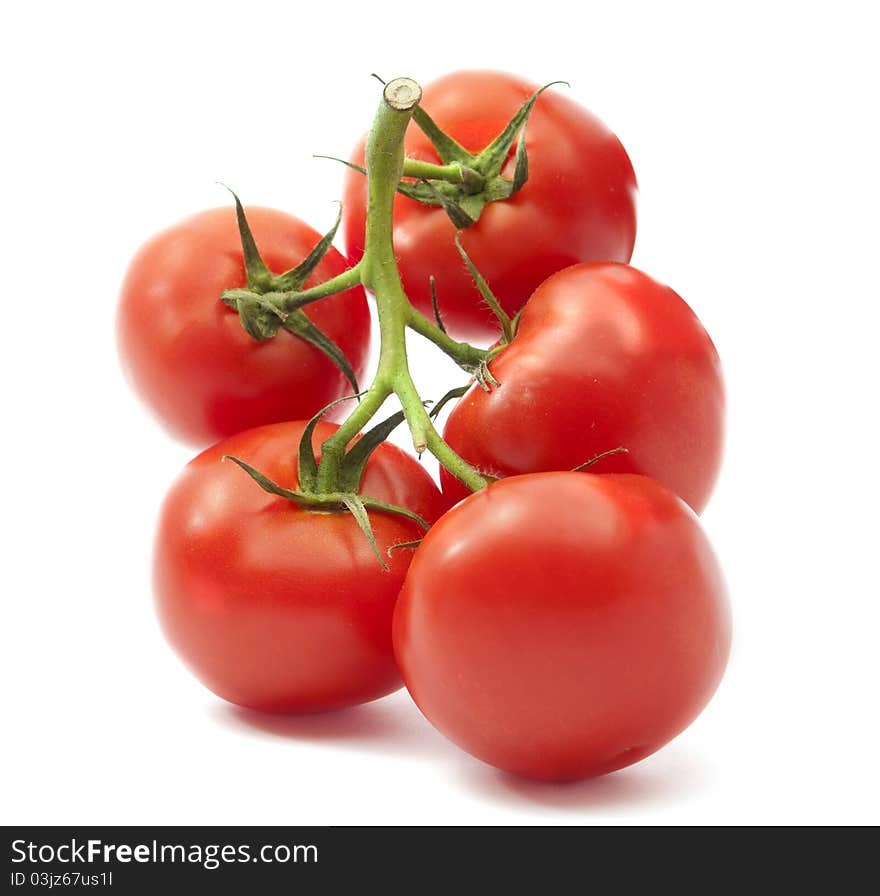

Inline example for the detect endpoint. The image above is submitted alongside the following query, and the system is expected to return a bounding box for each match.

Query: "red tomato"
[343,70,637,341]
[441,263,724,513]
[154,421,446,712]
[394,472,731,781]
[117,207,371,448]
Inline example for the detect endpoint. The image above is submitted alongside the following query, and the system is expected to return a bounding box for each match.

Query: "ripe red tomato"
[154,420,447,713]
[117,206,371,448]
[343,70,637,341]
[394,472,731,781]
[441,263,724,513]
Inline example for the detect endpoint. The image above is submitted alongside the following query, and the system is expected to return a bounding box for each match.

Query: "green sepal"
[481,176,516,203]
[297,394,363,492]
[316,154,426,201]
[415,180,476,229]
[428,384,469,420]
[221,185,272,291]
[457,192,492,221]
[340,495,429,571]
[387,540,422,556]
[315,154,478,218]
[572,446,629,472]
[223,456,428,571]
[360,496,429,532]
[510,307,525,336]
[511,118,531,194]
[474,82,569,181]
[474,360,499,392]
[395,179,481,231]
[233,292,286,341]
[314,154,366,177]
[282,309,360,397]
[411,106,475,165]
[273,203,344,292]
[222,456,305,503]
[454,234,513,343]
[395,178,453,205]
[221,287,254,310]
[337,408,408,493]
[472,344,506,391]
[429,276,446,334]
[326,150,443,206]
[340,494,387,570]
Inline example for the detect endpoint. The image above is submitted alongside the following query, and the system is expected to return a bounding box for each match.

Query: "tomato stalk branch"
[314,78,489,494]
[402,159,484,192]
[222,265,363,319]
[405,306,486,368]
[276,264,363,314]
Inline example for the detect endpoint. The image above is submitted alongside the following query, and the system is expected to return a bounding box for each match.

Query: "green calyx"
[319,81,566,228]
[224,454,428,572]
[224,397,430,571]
[219,189,361,395]
[400,81,566,227]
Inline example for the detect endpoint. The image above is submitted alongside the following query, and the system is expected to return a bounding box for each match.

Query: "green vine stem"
[402,159,462,182]
[406,305,486,368]
[277,265,363,314]
[314,77,489,494]
[401,159,484,192]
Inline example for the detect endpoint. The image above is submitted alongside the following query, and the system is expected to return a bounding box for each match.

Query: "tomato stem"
[405,305,486,368]
[402,158,484,192]
[276,264,363,313]
[314,78,489,494]
[314,384,391,492]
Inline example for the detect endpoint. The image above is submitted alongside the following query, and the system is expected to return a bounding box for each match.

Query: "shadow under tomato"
[456,747,713,813]
[213,693,714,813]
[210,690,451,760]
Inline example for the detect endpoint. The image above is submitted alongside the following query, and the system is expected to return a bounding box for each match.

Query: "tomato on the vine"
[117,206,371,448]
[394,471,731,781]
[441,262,724,513]
[154,420,447,713]
[343,70,638,342]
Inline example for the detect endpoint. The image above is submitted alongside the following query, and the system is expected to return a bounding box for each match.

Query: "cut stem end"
[384,77,422,111]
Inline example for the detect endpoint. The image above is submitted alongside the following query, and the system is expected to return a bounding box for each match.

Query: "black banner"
[2,826,867,891]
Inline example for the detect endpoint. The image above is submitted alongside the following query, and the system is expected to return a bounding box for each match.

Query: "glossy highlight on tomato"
[343,70,638,341]
[117,206,371,448]
[154,421,448,713]
[394,472,731,781]
[442,262,724,513]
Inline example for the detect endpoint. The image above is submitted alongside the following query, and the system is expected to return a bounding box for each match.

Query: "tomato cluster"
[118,71,730,785]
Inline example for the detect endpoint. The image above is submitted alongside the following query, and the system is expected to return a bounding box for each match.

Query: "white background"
[2,1,878,825]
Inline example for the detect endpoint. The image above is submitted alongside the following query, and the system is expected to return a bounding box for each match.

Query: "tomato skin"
[441,262,724,513]
[394,472,731,781]
[154,421,446,712]
[343,70,637,341]
[117,207,371,448]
